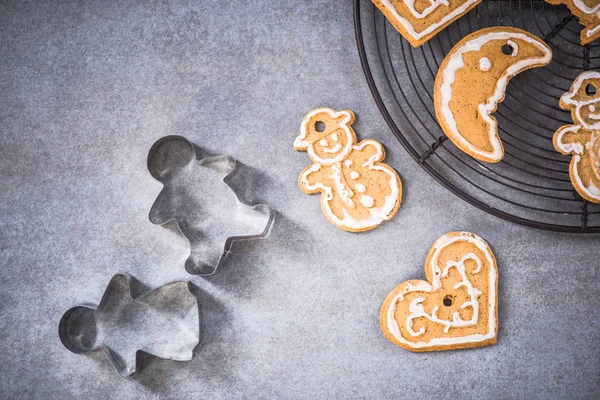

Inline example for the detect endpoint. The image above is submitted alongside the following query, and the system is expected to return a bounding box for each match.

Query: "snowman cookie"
[294,108,402,232]
[380,232,498,352]
[553,71,600,203]
[434,27,552,163]
[546,0,600,45]
[372,0,482,47]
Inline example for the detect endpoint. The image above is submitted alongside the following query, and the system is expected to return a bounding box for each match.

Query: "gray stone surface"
[0,1,598,398]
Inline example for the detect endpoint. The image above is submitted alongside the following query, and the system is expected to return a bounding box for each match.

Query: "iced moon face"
[312,129,351,161]
[434,28,552,163]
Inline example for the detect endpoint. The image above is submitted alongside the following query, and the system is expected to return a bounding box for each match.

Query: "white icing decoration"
[591,105,596,112]
[331,163,355,208]
[405,253,482,336]
[555,125,585,155]
[507,39,518,56]
[319,139,328,146]
[360,195,374,208]
[323,143,342,154]
[479,56,491,71]
[300,139,400,231]
[294,108,354,166]
[344,159,353,167]
[587,24,600,38]
[402,0,451,19]
[570,1,600,15]
[378,0,480,42]
[561,71,600,131]
[555,125,600,202]
[386,233,497,349]
[355,183,366,193]
[350,171,360,180]
[331,133,338,141]
[438,30,552,162]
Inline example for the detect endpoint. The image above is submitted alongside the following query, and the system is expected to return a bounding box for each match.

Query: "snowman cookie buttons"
[381,232,498,352]
[294,108,402,232]
[553,71,600,203]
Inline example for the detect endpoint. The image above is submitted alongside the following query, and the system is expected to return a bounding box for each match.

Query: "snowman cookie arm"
[298,163,333,194]
[553,125,592,155]
[351,140,386,166]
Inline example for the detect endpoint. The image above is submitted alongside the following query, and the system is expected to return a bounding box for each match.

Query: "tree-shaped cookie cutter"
[58,274,200,378]
[147,136,273,275]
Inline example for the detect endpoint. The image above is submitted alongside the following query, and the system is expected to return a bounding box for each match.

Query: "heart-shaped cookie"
[380,232,498,352]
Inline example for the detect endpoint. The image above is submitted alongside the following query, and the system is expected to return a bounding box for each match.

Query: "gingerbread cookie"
[546,1,600,45]
[553,71,600,203]
[294,108,402,232]
[372,0,482,47]
[434,27,552,163]
[380,232,498,352]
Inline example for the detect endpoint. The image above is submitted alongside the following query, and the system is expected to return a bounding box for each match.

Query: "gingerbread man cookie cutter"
[553,71,600,203]
[294,107,402,232]
[148,136,273,275]
[59,274,200,378]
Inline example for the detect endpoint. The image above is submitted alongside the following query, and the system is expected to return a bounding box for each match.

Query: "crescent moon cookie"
[434,27,553,163]
[372,0,482,48]
[553,71,600,203]
[294,108,402,232]
[546,0,600,45]
[380,232,498,352]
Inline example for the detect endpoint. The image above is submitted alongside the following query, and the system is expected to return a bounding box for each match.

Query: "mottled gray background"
[1,1,599,399]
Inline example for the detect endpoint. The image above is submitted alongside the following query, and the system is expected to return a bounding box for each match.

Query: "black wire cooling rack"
[354,0,600,233]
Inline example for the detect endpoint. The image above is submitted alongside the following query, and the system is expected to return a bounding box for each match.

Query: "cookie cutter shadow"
[134,284,237,391]
[147,136,274,276]
[58,274,201,378]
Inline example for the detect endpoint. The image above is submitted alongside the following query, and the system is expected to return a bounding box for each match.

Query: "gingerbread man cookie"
[434,27,552,163]
[546,1,600,45]
[553,71,600,203]
[372,0,482,47]
[380,232,498,352]
[294,108,402,232]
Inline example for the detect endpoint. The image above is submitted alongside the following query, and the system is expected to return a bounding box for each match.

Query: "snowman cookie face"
[312,130,352,163]
[294,108,355,165]
[561,75,600,131]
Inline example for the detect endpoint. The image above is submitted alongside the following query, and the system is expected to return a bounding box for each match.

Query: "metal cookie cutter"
[58,274,200,378]
[147,136,273,275]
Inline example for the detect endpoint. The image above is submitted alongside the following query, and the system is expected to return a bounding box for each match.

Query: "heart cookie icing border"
[380,232,498,352]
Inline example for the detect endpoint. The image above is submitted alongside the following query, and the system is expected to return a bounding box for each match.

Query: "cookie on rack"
[372,0,482,47]
[546,0,600,45]
[294,107,402,232]
[553,71,600,203]
[434,27,552,163]
[380,232,498,352]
